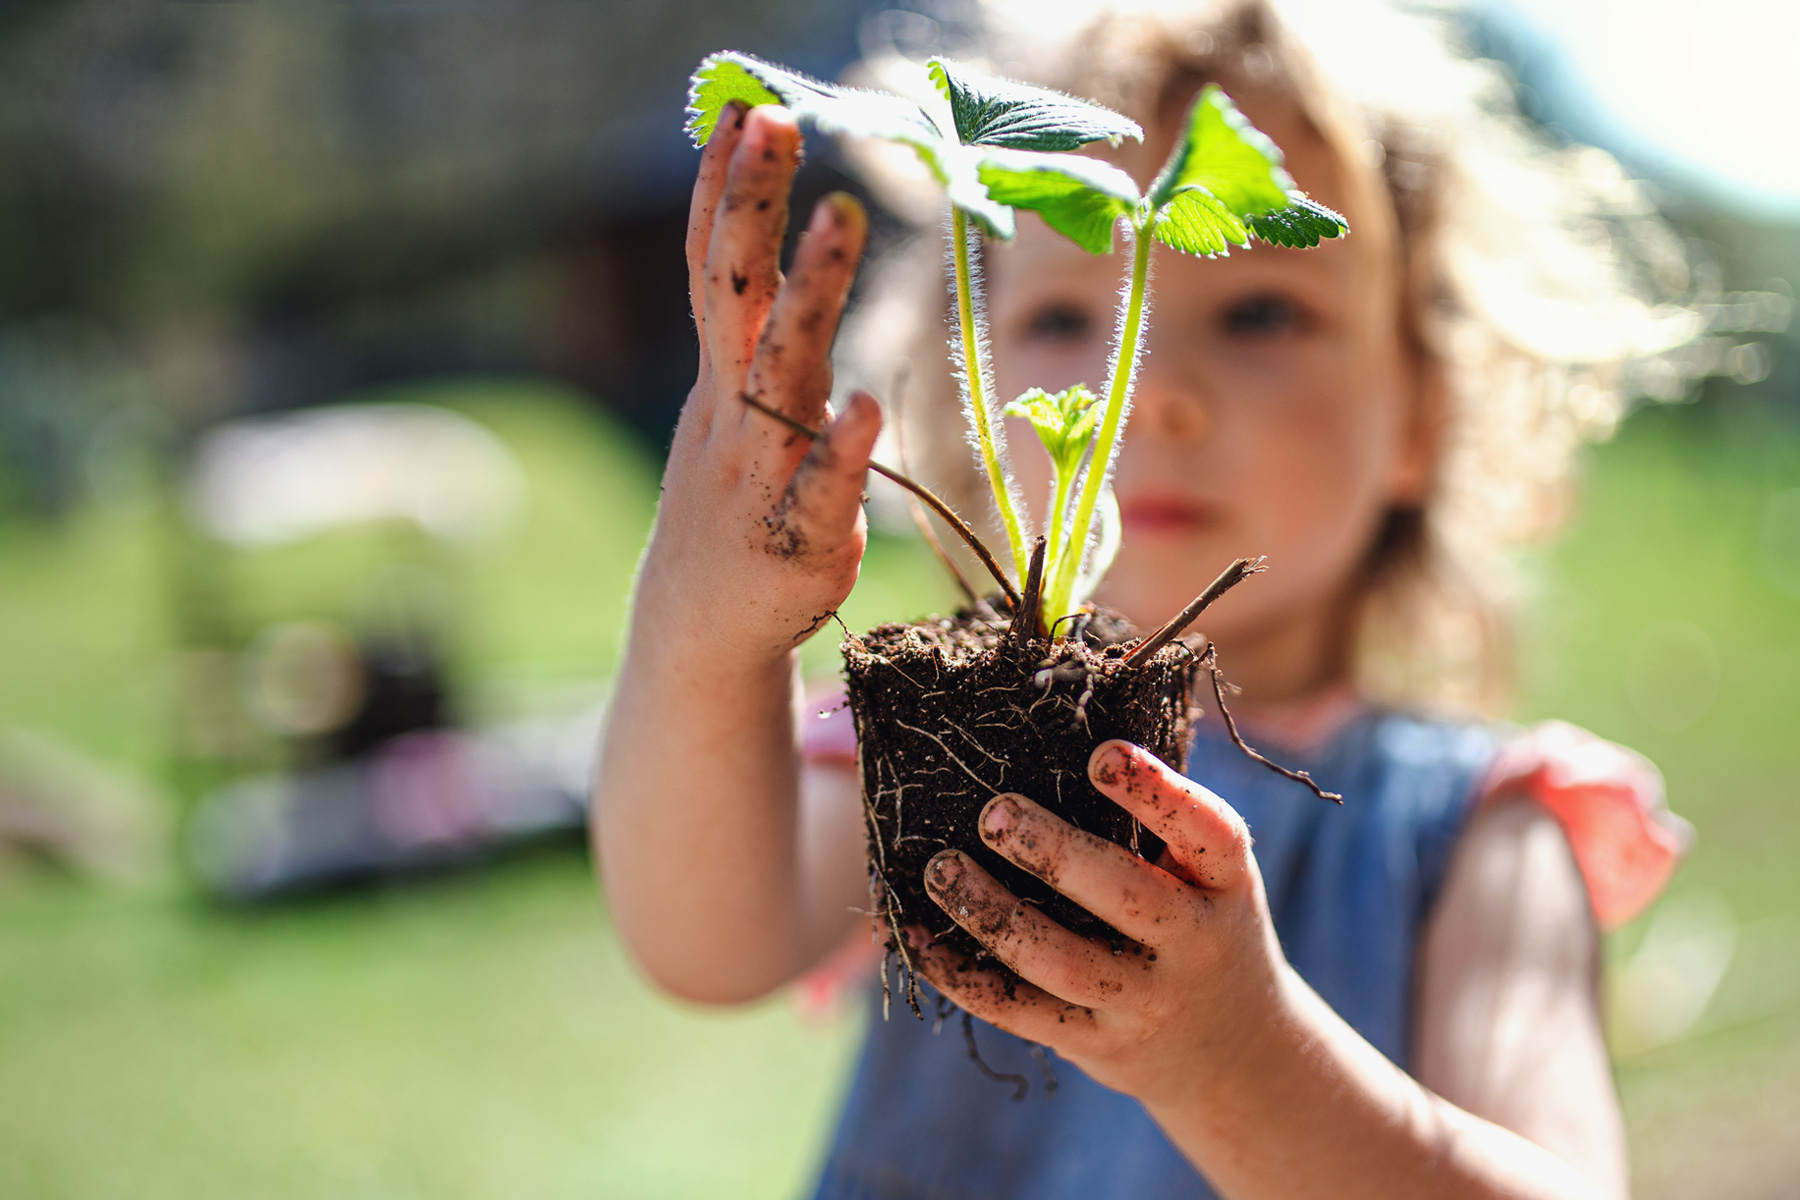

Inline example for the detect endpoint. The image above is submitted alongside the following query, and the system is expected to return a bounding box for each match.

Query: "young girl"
[596,2,1692,1196]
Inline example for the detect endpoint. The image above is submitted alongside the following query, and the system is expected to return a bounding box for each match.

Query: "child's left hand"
[914,738,1292,1114]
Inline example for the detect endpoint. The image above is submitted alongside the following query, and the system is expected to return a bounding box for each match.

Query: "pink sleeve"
[804,685,858,767]
[1480,720,1693,930]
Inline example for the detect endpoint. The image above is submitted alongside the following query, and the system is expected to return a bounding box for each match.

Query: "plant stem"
[950,206,1030,585]
[1046,220,1154,620]
[1045,464,1076,581]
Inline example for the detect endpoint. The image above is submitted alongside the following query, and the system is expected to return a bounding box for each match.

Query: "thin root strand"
[962,1009,1028,1102]
[1203,643,1343,804]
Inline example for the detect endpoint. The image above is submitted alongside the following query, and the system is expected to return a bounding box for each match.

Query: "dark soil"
[842,604,1200,1008]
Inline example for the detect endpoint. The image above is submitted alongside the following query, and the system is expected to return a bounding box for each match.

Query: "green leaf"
[1146,85,1293,217]
[685,51,1018,237]
[976,150,1140,253]
[938,146,1017,239]
[1004,384,1101,474]
[685,51,940,149]
[928,59,1142,151]
[686,56,787,146]
[1246,194,1348,247]
[1152,187,1250,257]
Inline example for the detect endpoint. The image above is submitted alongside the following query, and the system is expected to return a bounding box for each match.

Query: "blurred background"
[0,1,1794,1196]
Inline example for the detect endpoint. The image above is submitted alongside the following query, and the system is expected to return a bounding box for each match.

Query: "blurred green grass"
[1515,399,1800,1197]
[0,383,1796,1197]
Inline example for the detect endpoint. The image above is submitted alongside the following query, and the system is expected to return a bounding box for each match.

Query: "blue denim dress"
[811,711,1497,1200]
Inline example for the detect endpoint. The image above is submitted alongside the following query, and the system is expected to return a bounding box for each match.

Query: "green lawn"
[1,383,1796,1197]
[1514,400,1800,1197]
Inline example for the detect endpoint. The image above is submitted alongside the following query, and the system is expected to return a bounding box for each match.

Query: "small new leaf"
[1246,194,1349,248]
[1005,384,1101,475]
[1146,85,1293,217]
[928,59,1142,151]
[977,149,1140,253]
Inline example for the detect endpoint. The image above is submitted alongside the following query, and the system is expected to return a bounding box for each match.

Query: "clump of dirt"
[842,604,1200,1008]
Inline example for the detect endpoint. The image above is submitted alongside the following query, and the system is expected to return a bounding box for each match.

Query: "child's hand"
[642,102,881,657]
[913,739,1291,1113]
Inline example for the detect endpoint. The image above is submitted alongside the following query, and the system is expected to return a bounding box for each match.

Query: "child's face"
[986,98,1428,698]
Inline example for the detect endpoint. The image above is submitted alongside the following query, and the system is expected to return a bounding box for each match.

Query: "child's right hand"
[637,102,881,661]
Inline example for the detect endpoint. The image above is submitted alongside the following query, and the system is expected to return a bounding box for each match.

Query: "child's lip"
[1118,494,1221,533]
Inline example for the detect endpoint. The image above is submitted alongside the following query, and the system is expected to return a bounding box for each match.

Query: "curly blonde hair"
[835,0,1698,716]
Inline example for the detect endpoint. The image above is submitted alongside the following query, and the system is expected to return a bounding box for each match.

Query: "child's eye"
[1022,302,1094,343]
[1220,293,1311,338]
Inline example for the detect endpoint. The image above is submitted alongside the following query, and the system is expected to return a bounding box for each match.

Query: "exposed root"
[962,1009,1028,1102]
[1201,643,1343,804]
[1027,1042,1060,1095]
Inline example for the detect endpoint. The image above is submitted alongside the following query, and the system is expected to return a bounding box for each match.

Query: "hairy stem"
[1045,461,1076,581]
[951,206,1029,585]
[1046,221,1153,621]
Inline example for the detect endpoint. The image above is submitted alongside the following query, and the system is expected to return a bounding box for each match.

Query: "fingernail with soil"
[1092,741,1131,784]
[925,851,964,890]
[981,795,1017,839]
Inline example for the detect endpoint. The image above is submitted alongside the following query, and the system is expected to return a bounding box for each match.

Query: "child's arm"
[594,104,878,1005]
[914,741,1624,1200]
[1415,797,1628,1198]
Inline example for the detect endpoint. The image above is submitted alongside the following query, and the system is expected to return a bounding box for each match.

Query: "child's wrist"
[1139,961,1311,1129]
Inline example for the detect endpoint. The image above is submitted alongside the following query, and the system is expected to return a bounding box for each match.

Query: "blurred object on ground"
[0,725,167,883]
[187,711,599,901]
[169,399,606,898]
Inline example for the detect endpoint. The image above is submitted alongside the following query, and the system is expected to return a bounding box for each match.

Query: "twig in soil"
[1124,557,1266,665]
[1201,643,1343,804]
[1012,536,1048,651]
[740,392,1021,609]
[963,1009,1029,1101]
[1027,1042,1060,1095]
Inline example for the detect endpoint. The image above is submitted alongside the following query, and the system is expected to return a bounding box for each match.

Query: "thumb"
[777,389,881,554]
[1088,740,1252,892]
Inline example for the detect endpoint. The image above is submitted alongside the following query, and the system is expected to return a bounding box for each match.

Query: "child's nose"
[1130,352,1212,443]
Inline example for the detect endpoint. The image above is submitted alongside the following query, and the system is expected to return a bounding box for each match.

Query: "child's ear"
[1389,342,1447,508]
